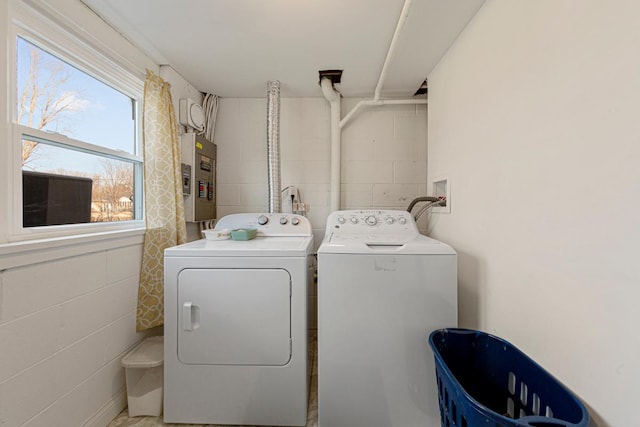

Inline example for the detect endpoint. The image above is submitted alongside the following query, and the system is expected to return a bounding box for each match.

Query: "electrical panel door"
[181,133,216,222]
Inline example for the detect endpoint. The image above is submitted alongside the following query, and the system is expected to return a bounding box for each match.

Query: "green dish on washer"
[231,228,257,241]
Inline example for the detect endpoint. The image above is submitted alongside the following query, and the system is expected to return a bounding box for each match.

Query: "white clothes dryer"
[164,213,314,426]
[317,210,457,427]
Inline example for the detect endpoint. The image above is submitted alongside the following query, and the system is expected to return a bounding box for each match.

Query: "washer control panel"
[216,213,311,237]
[325,210,418,237]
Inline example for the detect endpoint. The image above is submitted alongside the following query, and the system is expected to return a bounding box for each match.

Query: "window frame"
[7,15,145,242]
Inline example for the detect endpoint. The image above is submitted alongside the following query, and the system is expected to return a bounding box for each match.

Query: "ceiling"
[82,0,485,98]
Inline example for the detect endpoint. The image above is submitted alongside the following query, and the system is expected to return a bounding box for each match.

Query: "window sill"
[0,228,146,270]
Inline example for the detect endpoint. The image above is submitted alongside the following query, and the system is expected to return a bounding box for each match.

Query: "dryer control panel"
[216,213,312,237]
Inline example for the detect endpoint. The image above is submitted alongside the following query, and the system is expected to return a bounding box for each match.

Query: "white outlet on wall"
[286,186,298,202]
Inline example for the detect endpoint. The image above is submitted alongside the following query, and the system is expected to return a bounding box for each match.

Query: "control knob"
[386,217,395,224]
[398,217,407,225]
[365,216,377,226]
[337,216,346,224]
[257,215,269,225]
[350,217,358,224]
[291,217,300,226]
[279,217,288,225]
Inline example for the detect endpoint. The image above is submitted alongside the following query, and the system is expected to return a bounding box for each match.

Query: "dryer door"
[177,268,291,366]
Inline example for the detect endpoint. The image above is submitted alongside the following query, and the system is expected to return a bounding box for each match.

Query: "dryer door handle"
[182,302,200,331]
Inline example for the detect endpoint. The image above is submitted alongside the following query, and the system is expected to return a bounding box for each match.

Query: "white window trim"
[17,125,143,163]
[5,3,146,244]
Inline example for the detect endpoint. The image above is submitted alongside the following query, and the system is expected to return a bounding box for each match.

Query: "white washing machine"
[317,210,457,427]
[164,213,314,426]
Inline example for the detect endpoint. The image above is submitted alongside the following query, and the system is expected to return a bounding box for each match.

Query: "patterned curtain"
[136,70,187,331]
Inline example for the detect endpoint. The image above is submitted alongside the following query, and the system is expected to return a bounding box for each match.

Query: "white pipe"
[321,0,423,210]
[340,99,427,129]
[340,0,424,129]
[374,0,414,101]
[320,78,341,212]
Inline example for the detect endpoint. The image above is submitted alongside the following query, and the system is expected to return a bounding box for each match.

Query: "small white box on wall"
[431,176,451,214]
[179,98,205,132]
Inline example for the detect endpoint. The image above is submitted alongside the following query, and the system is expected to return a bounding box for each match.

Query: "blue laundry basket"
[428,328,589,427]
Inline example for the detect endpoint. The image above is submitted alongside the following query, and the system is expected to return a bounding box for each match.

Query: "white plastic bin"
[121,336,164,417]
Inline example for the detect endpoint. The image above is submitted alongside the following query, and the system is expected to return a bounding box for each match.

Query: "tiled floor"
[108,333,318,427]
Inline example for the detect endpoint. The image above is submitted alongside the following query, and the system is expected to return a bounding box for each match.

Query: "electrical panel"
[181,133,216,222]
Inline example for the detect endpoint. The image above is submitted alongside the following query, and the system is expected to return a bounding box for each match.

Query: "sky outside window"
[16,36,136,175]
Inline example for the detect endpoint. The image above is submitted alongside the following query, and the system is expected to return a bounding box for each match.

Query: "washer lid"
[318,233,455,255]
[165,235,314,257]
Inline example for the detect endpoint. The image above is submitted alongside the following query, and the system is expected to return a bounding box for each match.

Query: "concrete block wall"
[0,243,146,426]
[214,97,428,330]
[340,100,428,231]
[214,97,429,243]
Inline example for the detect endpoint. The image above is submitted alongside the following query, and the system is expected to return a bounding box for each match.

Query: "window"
[10,32,144,238]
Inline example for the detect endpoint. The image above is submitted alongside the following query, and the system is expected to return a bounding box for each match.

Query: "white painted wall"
[214,97,429,245]
[0,1,157,426]
[160,64,204,134]
[427,2,640,426]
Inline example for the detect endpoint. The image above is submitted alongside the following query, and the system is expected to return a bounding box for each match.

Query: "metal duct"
[266,80,281,213]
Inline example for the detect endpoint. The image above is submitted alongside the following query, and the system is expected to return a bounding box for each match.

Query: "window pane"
[22,139,136,226]
[16,37,135,164]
